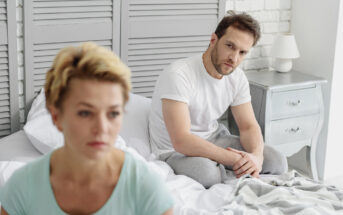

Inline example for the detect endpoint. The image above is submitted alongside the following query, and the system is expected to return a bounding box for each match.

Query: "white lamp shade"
[270,34,300,59]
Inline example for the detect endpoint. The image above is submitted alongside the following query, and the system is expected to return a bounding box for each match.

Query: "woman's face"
[50,78,124,160]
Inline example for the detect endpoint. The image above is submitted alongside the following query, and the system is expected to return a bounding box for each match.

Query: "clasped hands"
[227,147,263,178]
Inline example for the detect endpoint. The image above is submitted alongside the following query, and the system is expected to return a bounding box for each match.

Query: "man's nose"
[229,51,239,64]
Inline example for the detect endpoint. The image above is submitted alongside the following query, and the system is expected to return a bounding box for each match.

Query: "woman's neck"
[50,147,124,184]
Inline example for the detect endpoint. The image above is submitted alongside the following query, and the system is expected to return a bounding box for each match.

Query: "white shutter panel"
[0,0,19,137]
[24,0,120,113]
[121,0,225,97]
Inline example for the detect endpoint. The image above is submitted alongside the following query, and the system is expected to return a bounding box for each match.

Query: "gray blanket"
[220,170,343,215]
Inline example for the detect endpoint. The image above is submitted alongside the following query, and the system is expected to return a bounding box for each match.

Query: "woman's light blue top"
[0,151,173,215]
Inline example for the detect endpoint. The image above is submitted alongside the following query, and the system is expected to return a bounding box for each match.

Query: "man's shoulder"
[167,54,201,74]
[231,67,245,77]
[226,67,248,82]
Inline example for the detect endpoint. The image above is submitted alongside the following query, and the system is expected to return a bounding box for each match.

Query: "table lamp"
[270,33,300,72]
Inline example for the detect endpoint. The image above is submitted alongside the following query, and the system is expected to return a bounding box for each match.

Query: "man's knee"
[166,154,222,188]
[213,134,243,150]
[262,145,288,175]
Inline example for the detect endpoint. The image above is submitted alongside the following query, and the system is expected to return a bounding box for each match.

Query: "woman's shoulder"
[121,151,160,183]
[123,151,149,172]
[1,153,50,195]
[0,153,52,214]
[6,153,50,182]
[121,152,174,214]
[122,151,170,195]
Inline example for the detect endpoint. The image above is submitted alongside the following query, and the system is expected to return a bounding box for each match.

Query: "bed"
[1,89,343,215]
[2,0,342,213]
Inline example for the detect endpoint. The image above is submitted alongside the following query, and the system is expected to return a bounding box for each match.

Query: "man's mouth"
[224,63,233,68]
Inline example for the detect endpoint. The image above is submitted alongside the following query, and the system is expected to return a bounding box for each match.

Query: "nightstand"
[228,70,326,180]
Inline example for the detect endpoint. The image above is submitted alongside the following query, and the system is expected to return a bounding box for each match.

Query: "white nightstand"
[228,70,326,180]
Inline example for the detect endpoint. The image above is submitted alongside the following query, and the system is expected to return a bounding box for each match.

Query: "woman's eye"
[78,110,91,117]
[109,111,120,118]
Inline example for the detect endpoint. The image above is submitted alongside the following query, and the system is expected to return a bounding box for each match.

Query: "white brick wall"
[226,0,292,73]
[234,0,264,11]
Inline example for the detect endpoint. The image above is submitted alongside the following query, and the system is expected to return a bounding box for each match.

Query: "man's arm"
[162,99,242,167]
[231,102,264,177]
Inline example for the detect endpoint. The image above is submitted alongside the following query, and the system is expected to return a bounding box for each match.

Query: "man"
[149,11,288,188]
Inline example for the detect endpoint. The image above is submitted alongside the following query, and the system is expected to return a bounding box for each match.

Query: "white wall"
[291,0,342,180]
[324,1,343,181]
[226,0,292,73]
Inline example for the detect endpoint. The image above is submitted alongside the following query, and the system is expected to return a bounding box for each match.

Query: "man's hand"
[227,147,263,178]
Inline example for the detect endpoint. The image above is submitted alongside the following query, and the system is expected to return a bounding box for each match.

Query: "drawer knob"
[288,100,301,106]
[286,127,301,133]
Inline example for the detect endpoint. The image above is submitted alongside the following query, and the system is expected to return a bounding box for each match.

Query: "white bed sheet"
[1,131,343,215]
[0,130,42,162]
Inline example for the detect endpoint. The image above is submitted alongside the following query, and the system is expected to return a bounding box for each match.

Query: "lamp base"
[273,58,293,72]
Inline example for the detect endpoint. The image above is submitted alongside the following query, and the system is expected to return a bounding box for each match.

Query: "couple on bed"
[0,11,287,215]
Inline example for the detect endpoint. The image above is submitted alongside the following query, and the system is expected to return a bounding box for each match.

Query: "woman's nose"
[92,114,108,134]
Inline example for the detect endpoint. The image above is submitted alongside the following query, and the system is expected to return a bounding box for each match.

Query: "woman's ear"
[49,106,63,132]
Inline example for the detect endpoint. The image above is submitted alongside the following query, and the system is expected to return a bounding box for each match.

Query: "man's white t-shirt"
[149,54,251,160]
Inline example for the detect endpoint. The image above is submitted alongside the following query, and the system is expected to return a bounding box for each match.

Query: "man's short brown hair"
[215,11,261,46]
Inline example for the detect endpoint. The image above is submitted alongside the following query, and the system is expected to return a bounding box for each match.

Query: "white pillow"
[120,93,152,159]
[24,89,152,159]
[23,89,64,154]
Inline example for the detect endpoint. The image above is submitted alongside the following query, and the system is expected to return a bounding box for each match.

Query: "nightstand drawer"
[268,114,319,145]
[271,87,319,119]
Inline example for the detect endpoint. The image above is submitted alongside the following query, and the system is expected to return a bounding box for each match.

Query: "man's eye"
[227,44,233,48]
[78,110,91,117]
[109,111,120,118]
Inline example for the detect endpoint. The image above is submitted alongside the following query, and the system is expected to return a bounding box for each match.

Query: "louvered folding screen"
[0,0,19,137]
[121,0,225,97]
[23,0,120,113]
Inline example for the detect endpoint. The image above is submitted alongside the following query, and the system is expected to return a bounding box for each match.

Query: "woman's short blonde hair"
[44,42,131,110]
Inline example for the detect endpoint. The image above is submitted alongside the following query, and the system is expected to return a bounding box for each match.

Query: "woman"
[0,43,173,215]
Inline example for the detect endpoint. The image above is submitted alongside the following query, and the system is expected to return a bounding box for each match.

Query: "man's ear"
[210,33,218,46]
[49,105,63,132]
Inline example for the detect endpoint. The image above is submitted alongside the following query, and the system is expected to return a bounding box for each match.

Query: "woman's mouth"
[87,141,106,148]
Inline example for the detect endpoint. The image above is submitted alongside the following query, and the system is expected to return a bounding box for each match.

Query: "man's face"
[211,26,254,76]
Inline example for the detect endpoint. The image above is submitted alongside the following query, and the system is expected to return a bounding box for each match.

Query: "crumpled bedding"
[148,159,343,215]
[1,152,343,215]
